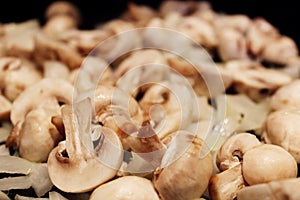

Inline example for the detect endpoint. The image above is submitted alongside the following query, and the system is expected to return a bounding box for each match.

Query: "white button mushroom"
[242,144,297,185]
[262,109,300,163]
[47,99,123,193]
[270,79,300,111]
[90,176,160,200]
[153,133,213,200]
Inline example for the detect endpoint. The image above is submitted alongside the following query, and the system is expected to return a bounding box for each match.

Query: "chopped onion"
[0,176,31,191]
[49,192,68,200]
[0,191,10,200]
[0,156,32,175]
[14,195,48,200]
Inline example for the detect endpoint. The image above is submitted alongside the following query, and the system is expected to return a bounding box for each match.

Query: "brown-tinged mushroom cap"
[90,176,160,200]
[47,99,123,193]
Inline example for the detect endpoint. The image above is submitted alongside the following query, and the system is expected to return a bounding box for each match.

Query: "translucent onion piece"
[29,163,53,197]
[49,192,68,200]
[0,176,31,191]
[14,195,48,200]
[0,191,10,200]
[0,156,32,175]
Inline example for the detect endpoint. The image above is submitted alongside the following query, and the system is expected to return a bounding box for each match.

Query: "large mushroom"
[47,99,123,192]
[6,78,73,162]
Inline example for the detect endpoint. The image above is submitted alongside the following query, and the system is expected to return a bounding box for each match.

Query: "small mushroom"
[0,57,42,101]
[225,59,292,101]
[43,1,81,37]
[47,99,123,193]
[242,144,297,185]
[270,79,300,110]
[217,28,248,61]
[153,133,213,200]
[262,36,298,65]
[43,61,69,80]
[216,133,261,171]
[237,178,300,200]
[262,109,300,163]
[125,2,157,26]
[209,164,245,200]
[90,176,159,200]
[7,78,73,162]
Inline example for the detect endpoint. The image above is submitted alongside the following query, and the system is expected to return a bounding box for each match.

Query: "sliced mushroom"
[7,78,73,162]
[0,57,42,101]
[43,61,69,80]
[34,33,83,69]
[262,109,300,163]
[48,99,123,193]
[209,163,245,200]
[237,178,300,200]
[225,59,292,101]
[90,176,159,200]
[270,79,300,110]
[216,133,261,171]
[242,144,297,185]
[153,133,213,200]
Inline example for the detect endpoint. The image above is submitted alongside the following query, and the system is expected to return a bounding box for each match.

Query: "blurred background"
[1,0,299,46]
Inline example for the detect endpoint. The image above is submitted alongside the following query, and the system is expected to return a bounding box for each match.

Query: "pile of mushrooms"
[1,1,300,200]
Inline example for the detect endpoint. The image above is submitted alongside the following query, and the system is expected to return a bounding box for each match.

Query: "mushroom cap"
[90,176,160,200]
[270,80,300,111]
[264,109,300,163]
[10,78,73,125]
[47,126,123,193]
[242,144,297,185]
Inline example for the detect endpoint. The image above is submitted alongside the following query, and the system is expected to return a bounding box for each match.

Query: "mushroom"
[178,16,217,48]
[125,2,157,26]
[0,94,11,120]
[246,17,279,56]
[34,33,83,69]
[6,78,73,162]
[242,144,297,185]
[153,132,213,200]
[209,164,245,200]
[270,79,300,110]
[2,20,40,59]
[159,0,198,17]
[237,178,300,200]
[214,14,251,33]
[42,61,69,80]
[217,28,248,61]
[225,59,292,101]
[262,36,298,65]
[0,57,42,101]
[90,176,160,200]
[216,133,261,171]
[43,1,81,38]
[47,99,123,193]
[262,109,300,163]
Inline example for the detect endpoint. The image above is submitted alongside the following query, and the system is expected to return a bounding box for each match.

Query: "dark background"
[1,0,300,46]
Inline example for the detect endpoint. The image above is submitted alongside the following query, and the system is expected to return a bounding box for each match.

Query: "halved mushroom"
[153,133,213,200]
[90,176,159,200]
[270,79,300,110]
[242,144,297,185]
[216,133,261,171]
[47,99,123,193]
[7,78,73,162]
[237,178,300,200]
[225,59,292,101]
[209,164,245,200]
[0,57,42,101]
